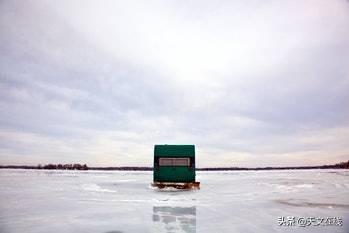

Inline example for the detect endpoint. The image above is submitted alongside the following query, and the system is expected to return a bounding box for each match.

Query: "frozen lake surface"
[0,169,348,233]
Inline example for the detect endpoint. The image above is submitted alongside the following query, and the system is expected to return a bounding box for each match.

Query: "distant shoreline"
[0,161,348,171]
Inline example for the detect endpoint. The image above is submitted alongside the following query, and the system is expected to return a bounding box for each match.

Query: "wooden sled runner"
[152,182,200,190]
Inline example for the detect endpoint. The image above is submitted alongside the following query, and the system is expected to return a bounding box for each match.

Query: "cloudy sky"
[0,0,348,167]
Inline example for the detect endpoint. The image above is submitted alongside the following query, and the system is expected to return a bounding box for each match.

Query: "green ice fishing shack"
[152,145,200,189]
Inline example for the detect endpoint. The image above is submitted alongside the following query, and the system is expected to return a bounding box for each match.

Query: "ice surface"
[0,169,348,233]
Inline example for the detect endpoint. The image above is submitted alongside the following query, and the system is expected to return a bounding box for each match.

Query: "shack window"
[159,158,190,166]
[173,158,190,166]
[159,158,173,166]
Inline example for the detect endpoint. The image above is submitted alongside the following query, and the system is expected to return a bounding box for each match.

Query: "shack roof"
[154,145,195,157]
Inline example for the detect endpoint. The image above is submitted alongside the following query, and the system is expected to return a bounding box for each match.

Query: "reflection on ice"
[153,206,196,233]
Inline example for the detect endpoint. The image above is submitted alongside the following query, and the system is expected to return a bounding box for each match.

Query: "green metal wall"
[154,145,195,158]
[153,145,196,183]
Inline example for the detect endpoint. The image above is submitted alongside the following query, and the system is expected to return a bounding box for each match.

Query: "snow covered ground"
[0,169,348,233]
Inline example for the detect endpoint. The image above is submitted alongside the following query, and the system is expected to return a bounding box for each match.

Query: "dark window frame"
[158,157,190,167]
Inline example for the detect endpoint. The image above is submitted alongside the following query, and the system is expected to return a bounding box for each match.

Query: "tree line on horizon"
[39,164,88,170]
[0,160,348,170]
[0,163,88,170]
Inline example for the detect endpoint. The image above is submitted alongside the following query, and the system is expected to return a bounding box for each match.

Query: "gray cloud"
[0,0,349,166]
